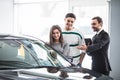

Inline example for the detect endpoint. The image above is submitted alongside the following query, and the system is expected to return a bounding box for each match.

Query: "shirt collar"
[96,28,103,35]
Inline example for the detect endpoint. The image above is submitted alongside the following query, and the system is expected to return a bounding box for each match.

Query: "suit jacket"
[86,30,111,74]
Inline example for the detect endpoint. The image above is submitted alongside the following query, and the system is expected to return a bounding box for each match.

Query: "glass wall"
[14,0,69,42]
[14,0,109,69]
[73,5,108,38]
[72,5,108,68]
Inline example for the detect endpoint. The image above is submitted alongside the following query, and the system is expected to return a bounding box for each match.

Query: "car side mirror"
[50,50,57,59]
[47,67,59,73]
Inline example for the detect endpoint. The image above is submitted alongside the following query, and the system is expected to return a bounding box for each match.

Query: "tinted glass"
[0,39,71,69]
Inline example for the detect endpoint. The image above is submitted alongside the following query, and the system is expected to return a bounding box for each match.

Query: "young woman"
[49,25,72,77]
[49,25,70,57]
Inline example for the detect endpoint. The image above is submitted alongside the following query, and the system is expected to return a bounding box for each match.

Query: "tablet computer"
[85,38,92,46]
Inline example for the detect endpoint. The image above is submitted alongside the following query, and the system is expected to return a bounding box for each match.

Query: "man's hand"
[77,45,88,50]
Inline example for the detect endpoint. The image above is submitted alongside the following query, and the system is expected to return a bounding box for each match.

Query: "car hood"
[18,68,96,80]
[0,67,113,80]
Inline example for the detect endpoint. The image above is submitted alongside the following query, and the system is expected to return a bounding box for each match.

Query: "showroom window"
[14,0,109,69]
[14,0,69,42]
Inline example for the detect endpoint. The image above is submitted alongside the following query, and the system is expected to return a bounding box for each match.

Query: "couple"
[49,13,111,76]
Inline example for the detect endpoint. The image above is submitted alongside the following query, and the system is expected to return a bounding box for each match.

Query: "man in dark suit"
[78,16,112,76]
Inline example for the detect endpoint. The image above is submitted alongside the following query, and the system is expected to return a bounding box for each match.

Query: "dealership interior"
[0,0,120,79]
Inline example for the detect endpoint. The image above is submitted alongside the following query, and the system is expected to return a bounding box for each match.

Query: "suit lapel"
[92,30,104,42]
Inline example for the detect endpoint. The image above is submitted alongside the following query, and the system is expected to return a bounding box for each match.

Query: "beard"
[92,27,99,32]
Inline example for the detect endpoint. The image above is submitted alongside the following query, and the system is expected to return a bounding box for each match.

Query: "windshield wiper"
[59,66,103,78]
[0,61,34,69]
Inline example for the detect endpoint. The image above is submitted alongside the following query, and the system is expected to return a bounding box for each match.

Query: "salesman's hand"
[77,45,87,50]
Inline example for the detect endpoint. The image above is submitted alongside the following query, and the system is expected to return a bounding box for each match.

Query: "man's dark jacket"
[87,30,112,74]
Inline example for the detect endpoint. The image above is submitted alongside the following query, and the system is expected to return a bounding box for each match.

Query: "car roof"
[0,34,38,40]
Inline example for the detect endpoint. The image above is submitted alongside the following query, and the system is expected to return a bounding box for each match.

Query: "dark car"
[0,34,113,80]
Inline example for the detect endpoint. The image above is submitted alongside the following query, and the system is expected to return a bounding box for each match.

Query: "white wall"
[0,0,13,34]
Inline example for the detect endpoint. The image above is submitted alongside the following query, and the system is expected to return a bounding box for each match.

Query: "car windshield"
[0,38,71,69]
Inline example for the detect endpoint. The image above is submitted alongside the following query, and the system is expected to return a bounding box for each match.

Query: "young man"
[62,13,86,67]
[78,16,112,75]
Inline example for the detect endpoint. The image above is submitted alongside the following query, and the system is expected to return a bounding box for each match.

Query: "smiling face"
[64,17,75,31]
[91,19,102,32]
[49,25,63,45]
[52,29,61,42]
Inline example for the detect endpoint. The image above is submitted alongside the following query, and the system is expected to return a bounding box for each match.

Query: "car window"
[0,40,38,68]
[27,41,71,67]
[0,39,71,70]
[43,44,71,67]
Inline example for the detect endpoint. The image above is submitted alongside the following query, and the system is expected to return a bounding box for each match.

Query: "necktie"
[92,34,97,42]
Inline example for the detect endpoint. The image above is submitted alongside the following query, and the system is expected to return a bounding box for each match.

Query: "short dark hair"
[65,13,76,20]
[92,16,103,25]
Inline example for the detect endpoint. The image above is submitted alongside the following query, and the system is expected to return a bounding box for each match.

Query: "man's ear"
[64,18,66,21]
[100,22,103,26]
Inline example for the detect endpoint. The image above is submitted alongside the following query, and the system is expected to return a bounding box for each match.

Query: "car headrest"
[0,42,18,60]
